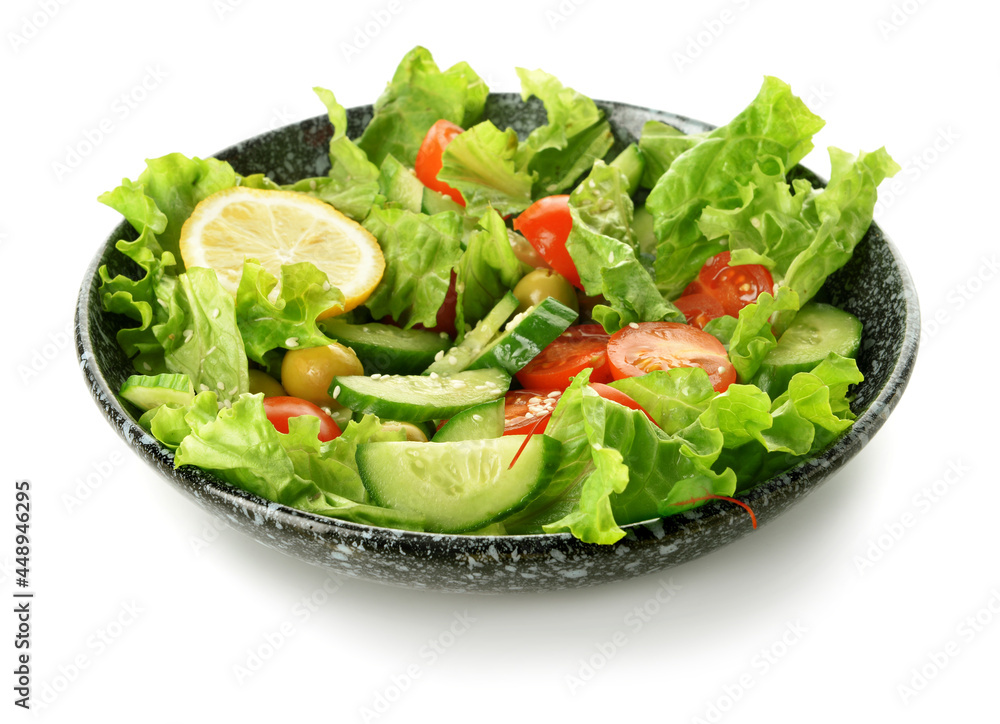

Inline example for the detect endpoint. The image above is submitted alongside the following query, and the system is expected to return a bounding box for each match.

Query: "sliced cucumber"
[120,374,194,411]
[320,319,451,375]
[753,302,863,399]
[467,296,578,374]
[433,398,505,442]
[357,435,561,533]
[425,293,519,376]
[379,154,424,213]
[332,368,510,422]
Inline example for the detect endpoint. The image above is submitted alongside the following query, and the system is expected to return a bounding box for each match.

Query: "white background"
[3,0,998,721]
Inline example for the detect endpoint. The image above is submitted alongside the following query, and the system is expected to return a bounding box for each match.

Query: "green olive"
[248,369,286,398]
[281,342,364,406]
[380,421,429,442]
[512,269,580,314]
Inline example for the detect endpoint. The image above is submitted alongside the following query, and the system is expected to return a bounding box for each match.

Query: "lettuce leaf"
[455,208,530,332]
[362,207,464,329]
[564,161,682,332]
[173,393,425,528]
[357,46,487,167]
[437,120,536,217]
[637,120,706,189]
[513,68,614,197]
[155,267,249,403]
[234,260,344,364]
[608,367,718,435]
[285,88,381,221]
[136,153,237,270]
[647,77,825,298]
[699,148,900,331]
[704,286,800,382]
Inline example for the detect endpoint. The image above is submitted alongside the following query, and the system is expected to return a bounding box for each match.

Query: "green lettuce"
[513,68,614,197]
[699,148,900,330]
[173,393,424,528]
[357,46,487,167]
[508,372,736,544]
[437,121,536,217]
[362,207,464,328]
[647,76,825,298]
[637,120,705,189]
[234,260,344,364]
[135,153,237,270]
[285,88,381,221]
[564,161,682,332]
[704,287,800,382]
[608,367,718,435]
[455,209,531,332]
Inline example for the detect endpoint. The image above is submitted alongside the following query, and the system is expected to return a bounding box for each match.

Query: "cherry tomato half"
[589,383,656,425]
[415,119,466,206]
[515,324,612,390]
[503,389,562,435]
[606,322,736,393]
[513,195,582,289]
[263,396,342,442]
[690,251,774,318]
[673,293,726,329]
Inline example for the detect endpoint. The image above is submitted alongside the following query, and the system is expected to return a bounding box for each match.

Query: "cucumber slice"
[425,293,519,376]
[320,319,451,375]
[433,398,505,442]
[332,368,510,422]
[753,302,863,399]
[120,374,194,411]
[357,435,562,533]
[467,296,577,374]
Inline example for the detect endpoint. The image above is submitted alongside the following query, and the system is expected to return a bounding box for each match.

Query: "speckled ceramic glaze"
[76,94,920,593]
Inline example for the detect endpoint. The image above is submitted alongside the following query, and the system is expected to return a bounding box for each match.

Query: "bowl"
[75,94,920,593]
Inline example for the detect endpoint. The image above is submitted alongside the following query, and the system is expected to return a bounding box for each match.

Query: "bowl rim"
[75,93,921,548]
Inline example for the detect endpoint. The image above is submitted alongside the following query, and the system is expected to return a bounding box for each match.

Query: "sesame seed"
[547,391,561,398]
[628,322,639,329]
[322,281,331,292]
[371,373,382,380]
[448,355,458,365]
[608,251,614,263]
[440,332,449,339]
[229,387,238,395]
[142,362,152,371]
[472,414,482,422]
[285,337,299,347]
[429,372,439,380]
[529,396,543,404]
[199,384,210,392]
[717,366,725,373]
[332,385,341,399]
[434,350,445,361]
[217,381,225,390]
[212,308,220,319]
[451,380,467,389]
[183,329,194,341]
[592,442,603,451]
[525,411,534,418]
[206,346,217,356]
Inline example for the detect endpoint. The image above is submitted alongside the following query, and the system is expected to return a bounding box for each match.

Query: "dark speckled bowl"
[76,94,919,593]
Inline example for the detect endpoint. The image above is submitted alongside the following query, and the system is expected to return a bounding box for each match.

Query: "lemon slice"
[178,187,384,318]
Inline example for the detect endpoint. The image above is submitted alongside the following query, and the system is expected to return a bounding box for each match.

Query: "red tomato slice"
[673,293,726,329]
[589,383,656,425]
[606,322,736,393]
[696,251,774,318]
[503,389,562,435]
[515,324,612,390]
[415,119,466,207]
[512,195,582,289]
[263,396,341,442]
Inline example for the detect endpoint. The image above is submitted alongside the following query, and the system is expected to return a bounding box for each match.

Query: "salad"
[98,47,899,545]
